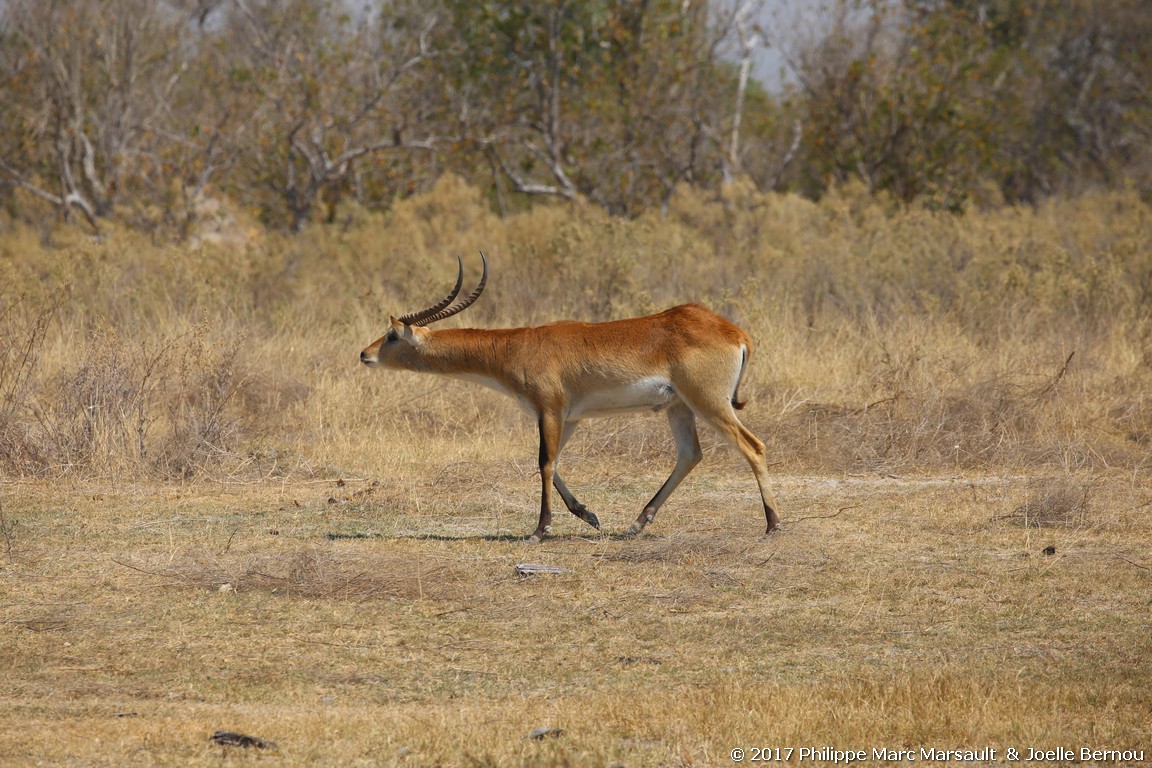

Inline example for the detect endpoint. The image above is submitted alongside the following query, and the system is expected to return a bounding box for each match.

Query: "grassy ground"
[2,450,1150,765]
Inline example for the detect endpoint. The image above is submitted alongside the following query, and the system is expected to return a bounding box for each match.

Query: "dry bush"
[765,335,1115,474]
[1101,328,1152,452]
[994,477,1094,528]
[744,305,1144,475]
[0,292,63,473]
[0,311,291,478]
[44,324,252,477]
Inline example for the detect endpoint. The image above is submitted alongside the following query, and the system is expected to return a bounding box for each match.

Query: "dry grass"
[1,179,1151,764]
[3,178,1151,480]
[1,467,1149,766]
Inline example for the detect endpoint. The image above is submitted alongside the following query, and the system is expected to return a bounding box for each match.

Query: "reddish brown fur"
[362,302,780,540]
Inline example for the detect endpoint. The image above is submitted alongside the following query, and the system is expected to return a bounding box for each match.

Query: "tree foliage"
[0,0,1148,234]
[785,0,1151,208]
[434,0,763,215]
[0,0,194,234]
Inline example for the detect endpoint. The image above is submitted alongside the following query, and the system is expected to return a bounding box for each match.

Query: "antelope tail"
[732,344,749,410]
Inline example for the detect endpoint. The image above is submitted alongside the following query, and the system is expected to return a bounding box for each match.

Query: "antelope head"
[359,252,489,369]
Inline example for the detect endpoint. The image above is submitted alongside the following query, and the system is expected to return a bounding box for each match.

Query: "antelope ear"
[389,315,424,348]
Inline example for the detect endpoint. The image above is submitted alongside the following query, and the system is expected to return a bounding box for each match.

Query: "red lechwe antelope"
[360,253,780,541]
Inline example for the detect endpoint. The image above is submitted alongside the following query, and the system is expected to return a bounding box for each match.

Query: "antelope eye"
[384,329,399,344]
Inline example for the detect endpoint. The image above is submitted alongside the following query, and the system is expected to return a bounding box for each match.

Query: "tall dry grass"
[1,175,1149,480]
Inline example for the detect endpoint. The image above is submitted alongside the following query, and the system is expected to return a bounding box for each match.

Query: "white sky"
[750,0,840,91]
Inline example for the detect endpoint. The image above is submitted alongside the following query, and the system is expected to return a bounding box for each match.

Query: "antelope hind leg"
[628,403,702,535]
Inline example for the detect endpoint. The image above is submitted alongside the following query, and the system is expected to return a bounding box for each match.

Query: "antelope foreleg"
[552,421,600,531]
[554,473,601,531]
[531,411,564,542]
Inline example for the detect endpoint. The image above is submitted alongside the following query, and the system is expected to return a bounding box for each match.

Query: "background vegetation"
[1,0,1149,236]
[1,176,1149,482]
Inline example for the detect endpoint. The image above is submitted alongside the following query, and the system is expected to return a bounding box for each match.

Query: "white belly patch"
[567,377,678,420]
[445,372,679,420]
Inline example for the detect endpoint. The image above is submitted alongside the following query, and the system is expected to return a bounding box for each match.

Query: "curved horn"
[395,254,465,326]
[413,251,488,326]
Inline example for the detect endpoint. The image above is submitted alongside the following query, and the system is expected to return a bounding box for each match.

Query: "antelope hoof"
[528,525,552,543]
[576,507,601,531]
[630,510,657,535]
[627,511,654,536]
